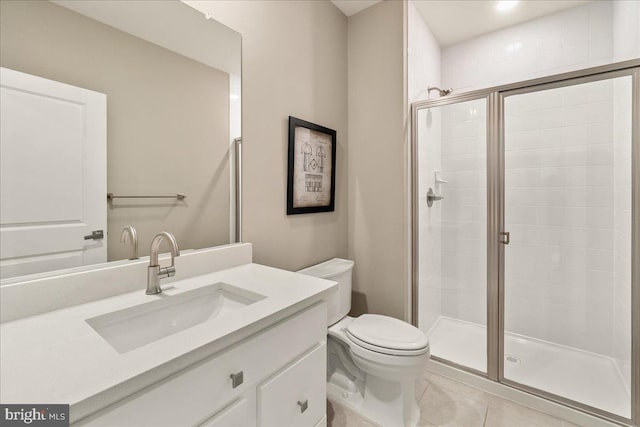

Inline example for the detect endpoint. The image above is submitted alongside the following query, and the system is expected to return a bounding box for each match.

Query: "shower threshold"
[428,316,631,418]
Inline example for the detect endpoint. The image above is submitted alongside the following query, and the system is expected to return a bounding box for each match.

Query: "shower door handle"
[500,231,510,245]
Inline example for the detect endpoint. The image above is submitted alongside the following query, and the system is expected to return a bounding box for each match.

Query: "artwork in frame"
[287,116,336,215]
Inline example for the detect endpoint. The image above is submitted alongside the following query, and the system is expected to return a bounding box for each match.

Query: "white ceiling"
[331,0,592,47]
[53,0,241,76]
[331,0,382,17]
[413,0,592,47]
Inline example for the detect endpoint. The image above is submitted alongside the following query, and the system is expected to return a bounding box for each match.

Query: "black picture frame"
[287,116,337,215]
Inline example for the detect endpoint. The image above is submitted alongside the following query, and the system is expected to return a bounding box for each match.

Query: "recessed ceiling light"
[496,0,519,12]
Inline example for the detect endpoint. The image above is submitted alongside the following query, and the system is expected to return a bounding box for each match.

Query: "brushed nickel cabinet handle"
[297,400,308,413]
[230,371,243,388]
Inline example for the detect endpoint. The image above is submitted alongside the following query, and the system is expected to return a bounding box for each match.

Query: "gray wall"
[205,1,349,271]
[347,1,409,320]
[209,0,409,320]
[3,0,407,321]
[0,0,230,261]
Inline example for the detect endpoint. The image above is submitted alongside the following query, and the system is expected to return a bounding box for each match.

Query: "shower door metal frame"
[497,65,639,427]
[410,90,493,379]
[410,58,640,427]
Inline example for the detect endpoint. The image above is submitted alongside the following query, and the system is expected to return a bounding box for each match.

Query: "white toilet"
[298,258,429,427]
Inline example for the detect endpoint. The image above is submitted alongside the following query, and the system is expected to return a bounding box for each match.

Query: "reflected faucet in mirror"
[120,226,139,260]
[146,232,180,295]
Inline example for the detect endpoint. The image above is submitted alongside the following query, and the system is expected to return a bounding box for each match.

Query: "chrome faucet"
[146,232,180,295]
[120,225,139,260]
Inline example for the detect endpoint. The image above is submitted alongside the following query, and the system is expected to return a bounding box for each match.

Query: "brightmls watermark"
[1,405,68,426]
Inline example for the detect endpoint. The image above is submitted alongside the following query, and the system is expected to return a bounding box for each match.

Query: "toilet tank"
[297,258,354,326]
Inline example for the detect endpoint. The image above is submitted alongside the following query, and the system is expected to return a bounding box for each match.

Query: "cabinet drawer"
[199,393,254,427]
[314,415,327,427]
[258,344,326,427]
[76,302,326,426]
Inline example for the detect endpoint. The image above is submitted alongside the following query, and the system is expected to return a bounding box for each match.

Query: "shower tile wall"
[418,108,442,333]
[433,1,637,359]
[612,0,640,63]
[409,0,442,332]
[441,2,626,92]
[440,104,486,326]
[503,81,615,355]
[408,1,440,104]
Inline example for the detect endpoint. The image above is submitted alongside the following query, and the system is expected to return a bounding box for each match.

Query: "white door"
[0,67,107,279]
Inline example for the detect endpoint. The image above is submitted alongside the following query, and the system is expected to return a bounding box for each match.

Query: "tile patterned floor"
[327,371,582,427]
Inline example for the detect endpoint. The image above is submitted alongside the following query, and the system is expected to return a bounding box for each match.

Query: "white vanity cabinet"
[75,302,327,427]
[258,344,326,427]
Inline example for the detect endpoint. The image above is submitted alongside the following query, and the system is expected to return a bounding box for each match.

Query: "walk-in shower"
[411,59,640,426]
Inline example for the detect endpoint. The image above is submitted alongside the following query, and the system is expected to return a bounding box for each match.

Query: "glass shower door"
[501,75,633,418]
[416,97,488,373]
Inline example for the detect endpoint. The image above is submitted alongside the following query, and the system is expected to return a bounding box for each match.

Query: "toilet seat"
[345,314,429,356]
[346,332,429,356]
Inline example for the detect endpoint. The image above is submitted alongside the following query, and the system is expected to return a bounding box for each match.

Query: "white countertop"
[0,263,336,422]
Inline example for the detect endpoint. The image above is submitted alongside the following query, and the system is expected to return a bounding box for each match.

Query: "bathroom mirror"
[0,0,241,281]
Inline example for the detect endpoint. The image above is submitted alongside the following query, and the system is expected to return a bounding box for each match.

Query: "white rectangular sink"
[86,282,266,354]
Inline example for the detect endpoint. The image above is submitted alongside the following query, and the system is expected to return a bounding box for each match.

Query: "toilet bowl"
[298,259,430,427]
[328,315,430,427]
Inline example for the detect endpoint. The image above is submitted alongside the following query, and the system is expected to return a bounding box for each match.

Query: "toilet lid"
[345,314,429,353]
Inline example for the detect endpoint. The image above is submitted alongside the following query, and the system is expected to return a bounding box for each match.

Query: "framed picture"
[287,116,336,215]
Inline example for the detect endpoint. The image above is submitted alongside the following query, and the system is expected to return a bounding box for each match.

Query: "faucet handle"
[426,188,444,207]
[158,266,176,279]
[146,231,180,295]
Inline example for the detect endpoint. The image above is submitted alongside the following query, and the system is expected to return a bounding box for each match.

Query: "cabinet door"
[258,344,326,427]
[74,303,326,427]
[199,392,255,427]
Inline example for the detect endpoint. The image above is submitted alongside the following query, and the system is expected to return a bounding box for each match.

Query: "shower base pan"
[428,316,630,418]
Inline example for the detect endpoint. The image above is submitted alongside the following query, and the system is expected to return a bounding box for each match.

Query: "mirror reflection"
[0,0,241,281]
